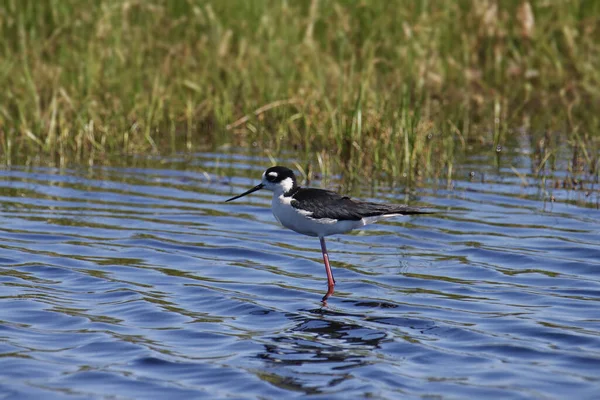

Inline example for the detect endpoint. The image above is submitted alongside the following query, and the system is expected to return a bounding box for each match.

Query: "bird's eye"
[266,172,278,182]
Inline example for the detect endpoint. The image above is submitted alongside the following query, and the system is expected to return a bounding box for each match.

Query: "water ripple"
[1,153,599,399]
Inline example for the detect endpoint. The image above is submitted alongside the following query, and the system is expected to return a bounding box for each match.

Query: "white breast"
[271,194,363,237]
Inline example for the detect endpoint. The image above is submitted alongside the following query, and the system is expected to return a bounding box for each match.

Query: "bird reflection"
[255,307,389,393]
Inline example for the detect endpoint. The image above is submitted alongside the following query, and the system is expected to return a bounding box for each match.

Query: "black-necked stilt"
[225,166,428,301]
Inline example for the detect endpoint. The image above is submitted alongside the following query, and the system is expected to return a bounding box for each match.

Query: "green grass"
[0,0,598,183]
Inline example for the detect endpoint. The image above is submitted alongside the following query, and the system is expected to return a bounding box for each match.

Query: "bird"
[225,166,428,301]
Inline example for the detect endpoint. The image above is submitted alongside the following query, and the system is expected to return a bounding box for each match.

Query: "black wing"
[290,188,426,221]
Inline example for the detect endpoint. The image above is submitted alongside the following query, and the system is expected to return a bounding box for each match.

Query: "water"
[1,150,599,399]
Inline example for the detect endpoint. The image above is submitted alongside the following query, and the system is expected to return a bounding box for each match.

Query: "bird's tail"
[357,203,432,226]
[357,202,433,217]
[385,206,435,215]
[384,205,433,216]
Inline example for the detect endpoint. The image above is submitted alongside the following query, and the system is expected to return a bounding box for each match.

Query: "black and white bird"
[225,166,428,301]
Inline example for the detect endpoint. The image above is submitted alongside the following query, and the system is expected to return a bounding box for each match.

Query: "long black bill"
[225,183,264,202]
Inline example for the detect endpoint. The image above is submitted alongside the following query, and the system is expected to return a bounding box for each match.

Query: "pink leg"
[319,237,335,301]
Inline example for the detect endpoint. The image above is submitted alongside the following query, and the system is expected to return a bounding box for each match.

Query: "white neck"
[276,177,295,196]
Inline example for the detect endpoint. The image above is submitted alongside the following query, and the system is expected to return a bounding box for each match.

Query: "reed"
[0,0,598,183]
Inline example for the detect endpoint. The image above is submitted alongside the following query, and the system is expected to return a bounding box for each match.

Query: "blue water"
[1,151,599,399]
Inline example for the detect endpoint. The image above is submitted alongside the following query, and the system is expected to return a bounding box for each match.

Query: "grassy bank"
[0,0,598,182]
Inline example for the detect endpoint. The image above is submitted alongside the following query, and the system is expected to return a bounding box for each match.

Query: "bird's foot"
[321,284,335,303]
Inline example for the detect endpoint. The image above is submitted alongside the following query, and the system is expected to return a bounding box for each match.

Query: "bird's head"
[225,166,297,202]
